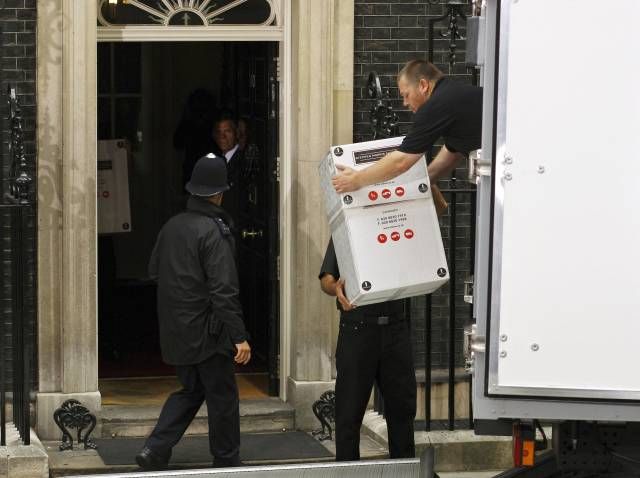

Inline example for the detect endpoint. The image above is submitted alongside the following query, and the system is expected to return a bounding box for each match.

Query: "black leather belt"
[340,300,406,325]
[341,314,405,326]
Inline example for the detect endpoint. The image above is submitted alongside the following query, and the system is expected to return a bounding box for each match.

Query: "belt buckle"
[377,316,389,325]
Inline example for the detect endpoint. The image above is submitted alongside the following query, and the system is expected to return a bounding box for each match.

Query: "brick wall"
[0,0,38,390]
[354,0,475,370]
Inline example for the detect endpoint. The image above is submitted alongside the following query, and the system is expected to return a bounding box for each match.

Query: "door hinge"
[468,149,491,184]
[249,73,256,89]
[275,56,281,83]
[276,255,280,281]
[274,156,280,182]
[269,65,279,119]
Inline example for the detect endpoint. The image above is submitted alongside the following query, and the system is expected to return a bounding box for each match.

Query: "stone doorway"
[96,41,281,399]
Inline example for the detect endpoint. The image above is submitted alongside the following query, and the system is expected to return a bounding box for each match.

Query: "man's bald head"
[397,60,444,85]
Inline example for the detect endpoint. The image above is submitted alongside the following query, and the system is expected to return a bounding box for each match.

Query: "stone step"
[100,398,295,438]
[362,411,512,473]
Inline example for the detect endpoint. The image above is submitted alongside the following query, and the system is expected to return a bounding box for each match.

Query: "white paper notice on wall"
[97,139,132,234]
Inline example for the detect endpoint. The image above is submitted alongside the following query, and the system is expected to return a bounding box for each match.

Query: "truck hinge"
[468,149,491,184]
[463,323,485,374]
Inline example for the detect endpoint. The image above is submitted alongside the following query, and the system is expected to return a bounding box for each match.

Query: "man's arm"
[332,150,423,194]
[202,229,251,364]
[427,145,465,183]
[319,273,355,311]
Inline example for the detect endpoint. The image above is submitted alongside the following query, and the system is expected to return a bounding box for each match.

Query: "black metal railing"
[0,85,35,446]
[373,184,476,432]
[371,0,479,432]
[420,184,476,432]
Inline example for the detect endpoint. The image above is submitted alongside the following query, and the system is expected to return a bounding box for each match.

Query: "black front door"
[229,42,280,395]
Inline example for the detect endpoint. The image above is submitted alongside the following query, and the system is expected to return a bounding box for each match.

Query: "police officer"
[136,154,251,471]
[332,59,482,193]
[319,239,416,461]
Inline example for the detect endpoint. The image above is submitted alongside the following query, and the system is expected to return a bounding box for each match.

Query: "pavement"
[45,408,511,476]
[362,410,513,473]
[45,431,506,477]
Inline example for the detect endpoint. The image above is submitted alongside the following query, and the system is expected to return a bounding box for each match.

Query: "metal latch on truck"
[463,324,485,374]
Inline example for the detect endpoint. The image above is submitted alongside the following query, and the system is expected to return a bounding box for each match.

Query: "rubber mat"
[95,431,333,466]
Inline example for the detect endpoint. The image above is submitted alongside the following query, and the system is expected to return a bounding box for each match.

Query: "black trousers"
[145,352,240,463]
[335,319,417,461]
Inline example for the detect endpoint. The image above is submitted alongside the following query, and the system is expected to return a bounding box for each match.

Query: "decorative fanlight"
[107,0,127,18]
[98,0,277,27]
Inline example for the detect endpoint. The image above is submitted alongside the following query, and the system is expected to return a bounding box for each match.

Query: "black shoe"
[212,456,244,468]
[135,446,170,471]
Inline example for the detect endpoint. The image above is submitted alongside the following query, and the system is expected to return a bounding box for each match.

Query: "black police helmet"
[185,153,230,197]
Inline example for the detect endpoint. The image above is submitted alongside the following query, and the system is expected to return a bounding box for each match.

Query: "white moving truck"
[466,0,640,474]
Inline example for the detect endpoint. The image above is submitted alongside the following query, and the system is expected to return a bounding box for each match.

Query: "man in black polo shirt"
[319,239,416,461]
[332,60,482,193]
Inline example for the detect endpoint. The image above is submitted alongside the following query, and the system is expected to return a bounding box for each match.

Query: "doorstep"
[362,410,513,472]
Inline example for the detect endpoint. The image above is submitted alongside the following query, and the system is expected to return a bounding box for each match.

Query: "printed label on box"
[319,136,431,213]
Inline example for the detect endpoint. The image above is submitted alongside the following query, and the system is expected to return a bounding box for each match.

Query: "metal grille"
[0,86,35,446]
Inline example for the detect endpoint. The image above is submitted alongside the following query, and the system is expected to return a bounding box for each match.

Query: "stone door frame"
[93,2,295,402]
[36,0,352,439]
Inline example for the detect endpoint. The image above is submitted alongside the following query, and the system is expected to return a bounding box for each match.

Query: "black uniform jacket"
[398,77,483,156]
[319,239,405,319]
[149,196,248,366]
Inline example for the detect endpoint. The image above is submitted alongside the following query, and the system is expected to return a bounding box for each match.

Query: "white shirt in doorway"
[224,144,239,163]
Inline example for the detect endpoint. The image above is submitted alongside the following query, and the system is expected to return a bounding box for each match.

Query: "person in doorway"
[319,239,416,461]
[136,154,251,471]
[173,89,218,190]
[237,116,261,185]
[332,60,482,194]
[213,114,245,222]
[237,117,250,152]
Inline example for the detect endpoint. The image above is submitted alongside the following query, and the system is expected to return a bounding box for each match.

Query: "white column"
[36,0,100,440]
[286,0,354,429]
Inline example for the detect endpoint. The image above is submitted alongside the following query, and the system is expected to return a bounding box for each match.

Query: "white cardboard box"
[319,136,432,223]
[319,137,449,306]
[97,139,132,234]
